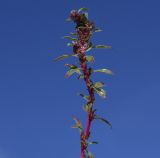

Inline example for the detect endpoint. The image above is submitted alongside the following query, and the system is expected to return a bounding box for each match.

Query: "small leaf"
[78,8,88,12]
[63,36,77,41]
[78,74,84,79]
[88,151,94,158]
[86,56,94,63]
[84,12,88,19]
[70,32,77,36]
[83,103,92,112]
[88,141,98,145]
[66,18,72,22]
[65,68,81,77]
[86,42,93,52]
[94,45,112,49]
[94,28,102,32]
[67,43,73,47]
[54,54,77,61]
[83,104,89,112]
[65,64,77,69]
[94,82,105,88]
[94,115,112,128]
[79,93,89,101]
[93,86,106,98]
[94,68,113,75]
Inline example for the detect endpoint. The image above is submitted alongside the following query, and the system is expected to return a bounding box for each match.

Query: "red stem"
[79,54,95,158]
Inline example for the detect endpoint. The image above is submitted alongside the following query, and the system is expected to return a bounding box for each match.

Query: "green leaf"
[66,18,72,22]
[84,12,88,19]
[86,42,93,52]
[94,45,112,49]
[94,115,112,128]
[88,141,98,145]
[65,68,81,77]
[79,93,89,101]
[83,104,89,112]
[93,86,106,98]
[78,74,84,79]
[94,68,113,75]
[94,82,105,88]
[94,28,102,32]
[70,32,77,36]
[88,151,94,158]
[86,55,94,63]
[67,43,73,47]
[83,103,92,112]
[63,36,77,41]
[54,54,77,61]
[65,64,77,69]
[78,8,88,12]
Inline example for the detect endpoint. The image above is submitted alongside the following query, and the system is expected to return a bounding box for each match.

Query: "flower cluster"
[73,41,88,54]
[70,10,95,43]
[70,10,81,23]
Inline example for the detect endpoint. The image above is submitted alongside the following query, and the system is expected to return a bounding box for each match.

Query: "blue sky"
[0,0,160,158]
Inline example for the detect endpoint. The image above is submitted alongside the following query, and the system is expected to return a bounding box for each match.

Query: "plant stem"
[79,53,95,158]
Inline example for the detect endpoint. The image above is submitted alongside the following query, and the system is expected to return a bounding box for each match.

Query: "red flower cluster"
[70,10,81,23]
[70,9,95,57]
[73,41,88,54]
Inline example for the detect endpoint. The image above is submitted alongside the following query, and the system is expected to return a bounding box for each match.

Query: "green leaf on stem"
[77,74,84,79]
[86,55,94,63]
[65,64,77,69]
[78,8,88,13]
[70,32,77,36]
[94,45,112,49]
[94,28,102,32]
[93,86,106,98]
[88,151,94,158]
[79,93,89,101]
[66,18,72,22]
[94,82,105,88]
[94,68,113,75]
[83,103,92,112]
[67,43,73,47]
[54,54,77,61]
[65,68,81,77]
[86,42,93,52]
[83,104,89,112]
[88,141,98,145]
[84,12,88,19]
[63,36,77,41]
[94,115,112,128]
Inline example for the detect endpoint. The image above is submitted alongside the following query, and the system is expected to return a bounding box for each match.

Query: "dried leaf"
[72,117,83,131]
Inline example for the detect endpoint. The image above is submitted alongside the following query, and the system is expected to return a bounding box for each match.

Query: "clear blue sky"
[0,0,160,158]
